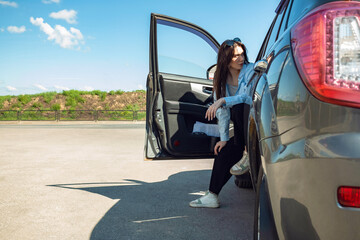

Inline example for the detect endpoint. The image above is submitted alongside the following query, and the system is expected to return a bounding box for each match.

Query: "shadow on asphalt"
[48,170,254,240]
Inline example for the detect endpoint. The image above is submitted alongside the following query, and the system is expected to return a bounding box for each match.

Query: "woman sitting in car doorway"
[189,38,253,208]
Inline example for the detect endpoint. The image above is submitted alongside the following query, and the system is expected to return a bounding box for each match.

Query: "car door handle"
[202,86,213,94]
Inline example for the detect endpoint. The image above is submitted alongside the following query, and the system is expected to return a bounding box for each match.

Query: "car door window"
[278,0,291,37]
[287,0,332,27]
[287,0,304,26]
[157,22,218,79]
[256,19,276,61]
[282,0,294,31]
[264,1,288,55]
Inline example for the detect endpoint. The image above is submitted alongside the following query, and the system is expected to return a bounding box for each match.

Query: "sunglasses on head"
[224,37,242,47]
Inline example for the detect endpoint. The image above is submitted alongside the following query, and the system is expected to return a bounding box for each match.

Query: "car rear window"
[288,0,342,27]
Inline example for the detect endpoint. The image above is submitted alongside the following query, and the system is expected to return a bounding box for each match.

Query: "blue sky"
[0,0,279,96]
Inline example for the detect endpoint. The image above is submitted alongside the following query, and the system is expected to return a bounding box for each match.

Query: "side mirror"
[207,64,217,80]
[254,59,268,73]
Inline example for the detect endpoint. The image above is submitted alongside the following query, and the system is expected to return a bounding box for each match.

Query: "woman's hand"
[214,141,227,155]
[205,98,225,121]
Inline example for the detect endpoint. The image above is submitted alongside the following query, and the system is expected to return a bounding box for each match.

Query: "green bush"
[134,90,146,93]
[11,102,22,109]
[41,92,57,103]
[78,96,85,103]
[0,110,18,120]
[18,95,32,105]
[20,110,56,121]
[63,90,85,97]
[63,90,85,107]
[63,90,80,96]
[100,92,106,101]
[108,89,125,95]
[115,90,125,95]
[65,98,77,107]
[136,111,146,121]
[90,90,102,96]
[32,102,43,109]
[125,104,140,111]
[50,103,61,111]
[62,110,77,120]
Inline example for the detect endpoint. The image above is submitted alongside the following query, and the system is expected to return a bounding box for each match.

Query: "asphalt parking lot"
[0,122,254,240]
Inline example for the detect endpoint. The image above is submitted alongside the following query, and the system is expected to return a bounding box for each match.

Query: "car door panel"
[146,14,220,159]
[161,74,213,105]
[159,74,215,156]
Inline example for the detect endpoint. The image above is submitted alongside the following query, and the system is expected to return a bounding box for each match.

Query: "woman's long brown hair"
[213,41,249,100]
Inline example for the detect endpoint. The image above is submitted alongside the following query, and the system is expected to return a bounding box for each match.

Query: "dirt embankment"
[0,91,146,111]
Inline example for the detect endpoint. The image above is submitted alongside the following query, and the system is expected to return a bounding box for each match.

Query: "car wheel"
[253,167,278,240]
[234,171,252,188]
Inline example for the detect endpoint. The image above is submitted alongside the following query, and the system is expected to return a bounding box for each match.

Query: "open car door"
[145,13,220,159]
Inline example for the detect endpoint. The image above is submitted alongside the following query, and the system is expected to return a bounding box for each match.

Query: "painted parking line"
[133,216,188,223]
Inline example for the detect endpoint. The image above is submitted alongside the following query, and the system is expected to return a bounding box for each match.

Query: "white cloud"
[54,85,70,90]
[137,84,144,90]
[30,17,84,49]
[0,0,18,7]
[83,86,94,91]
[42,0,60,4]
[0,28,4,32]
[70,27,83,39]
[50,9,77,24]
[7,25,26,33]
[6,86,17,91]
[34,84,47,91]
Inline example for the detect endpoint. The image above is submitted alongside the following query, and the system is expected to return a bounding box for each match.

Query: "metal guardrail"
[0,110,146,121]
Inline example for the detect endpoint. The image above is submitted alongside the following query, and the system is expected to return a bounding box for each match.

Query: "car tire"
[253,167,279,240]
[234,172,252,188]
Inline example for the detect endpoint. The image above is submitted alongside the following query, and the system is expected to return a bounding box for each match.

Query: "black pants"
[209,104,247,195]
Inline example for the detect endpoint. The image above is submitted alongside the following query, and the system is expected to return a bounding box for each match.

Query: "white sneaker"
[189,191,220,208]
[230,151,249,175]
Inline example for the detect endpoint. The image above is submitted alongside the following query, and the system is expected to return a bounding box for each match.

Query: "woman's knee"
[232,104,243,113]
[231,104,244,121]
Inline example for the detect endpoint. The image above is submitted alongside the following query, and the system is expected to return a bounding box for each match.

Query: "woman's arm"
[214,107,230,154]
[214,141,227,155]
[205,97,230,153]
[223,93,252,107]
[205,98,225,121]
[205,97,231,141]
[215,106,230,142]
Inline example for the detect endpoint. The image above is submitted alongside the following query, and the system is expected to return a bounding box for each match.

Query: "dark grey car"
[247,0,360,239]
[146,0,360,239]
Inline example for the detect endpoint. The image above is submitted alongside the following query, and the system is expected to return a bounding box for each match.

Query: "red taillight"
[291,2,360,108]
[338,186,360,208]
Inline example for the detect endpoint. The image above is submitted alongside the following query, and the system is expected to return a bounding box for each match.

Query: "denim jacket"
[214,62,254,141]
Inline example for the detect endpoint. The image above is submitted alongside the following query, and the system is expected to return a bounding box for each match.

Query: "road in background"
[0,123,254,240]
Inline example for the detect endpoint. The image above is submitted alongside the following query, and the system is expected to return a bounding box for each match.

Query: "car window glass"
[288,0,341,27]
[288,0,302,26]
[266,50,289,86]
[287,0,314,27]
[278,1,291,36]
[264,6,286,55]
[157,23,217,79]
[283,0,294,30]
[257,18,276,60]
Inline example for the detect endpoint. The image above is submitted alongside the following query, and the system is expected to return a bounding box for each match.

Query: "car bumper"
[264,132,360,240]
